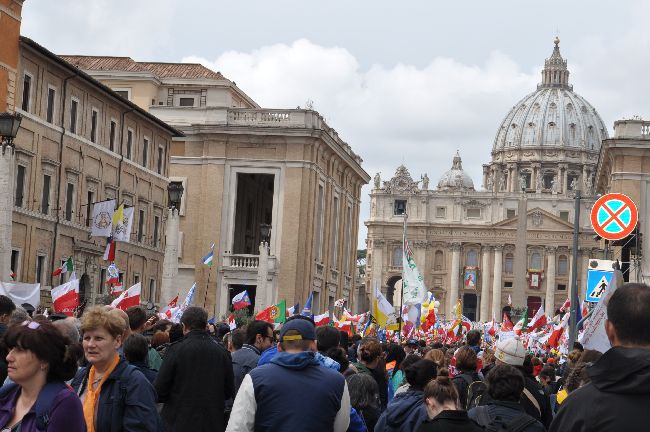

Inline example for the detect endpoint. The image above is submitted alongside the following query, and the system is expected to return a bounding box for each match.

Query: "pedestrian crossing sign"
[586,259,616,303]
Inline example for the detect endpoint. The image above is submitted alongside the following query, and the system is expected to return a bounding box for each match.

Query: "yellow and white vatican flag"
[372,285,397,328]
[402,233,428,305]
[112,206,135,242]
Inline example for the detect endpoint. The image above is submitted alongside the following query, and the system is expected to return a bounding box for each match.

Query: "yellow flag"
[372,286,396,328]
[454,299,462,320]
[112,204,125,235]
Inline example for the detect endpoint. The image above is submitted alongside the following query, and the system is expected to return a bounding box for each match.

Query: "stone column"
[480,245,492,321]
[161,208,180,305]
[448,243,461,317]
[532,163,541,193]
[560,163,568,195]
[256,242,270,313]
[0,152,14,281]
[492,245,503,318]
[545,246,556,314]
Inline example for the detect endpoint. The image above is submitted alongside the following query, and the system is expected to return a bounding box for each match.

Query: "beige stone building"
[365,39,604,321]
[5,37,181,306]
[595,118,648,283]
[62,56,370,317]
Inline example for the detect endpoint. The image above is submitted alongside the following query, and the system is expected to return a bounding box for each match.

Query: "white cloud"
[184,40,540,246]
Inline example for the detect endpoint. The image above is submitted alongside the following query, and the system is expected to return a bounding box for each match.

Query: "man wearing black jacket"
[155,306,235,432]
[550,283,650,431]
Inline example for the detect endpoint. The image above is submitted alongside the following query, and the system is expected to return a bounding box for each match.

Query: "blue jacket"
[231,344,261,395]
[250,351,346,431]
[374,390,428,432]
[71,357,160,432]
[348,407,367,432]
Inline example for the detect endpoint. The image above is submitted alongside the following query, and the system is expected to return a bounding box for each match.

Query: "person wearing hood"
[226,319,350,432]
[550,283,650,431]
[374,359,437,432]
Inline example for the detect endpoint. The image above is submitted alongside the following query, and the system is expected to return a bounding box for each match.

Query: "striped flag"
[202,243,215,267]
[52,257,73,277]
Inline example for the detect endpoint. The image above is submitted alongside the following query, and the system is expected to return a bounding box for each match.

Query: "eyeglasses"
[264,334,276,342]
[21,320,41,330]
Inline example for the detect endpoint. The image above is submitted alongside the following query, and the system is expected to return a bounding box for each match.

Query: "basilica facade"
[365,39,607,321]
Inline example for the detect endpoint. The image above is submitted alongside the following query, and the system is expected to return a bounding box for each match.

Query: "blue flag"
[302,292,313,316]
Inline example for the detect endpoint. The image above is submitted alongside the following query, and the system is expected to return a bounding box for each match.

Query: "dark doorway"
[79,274,90,303]
[233,173,274,254]
[229,284,257,315]
[463,293,477,321]
[386,276,402,305]
[527,296,542,318]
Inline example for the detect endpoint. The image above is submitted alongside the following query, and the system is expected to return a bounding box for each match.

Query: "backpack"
[466,380,488,410]
[0,381,68,431]
[473,406,538,432]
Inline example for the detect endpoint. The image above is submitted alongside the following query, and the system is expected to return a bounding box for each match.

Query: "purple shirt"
[0,384,86,432]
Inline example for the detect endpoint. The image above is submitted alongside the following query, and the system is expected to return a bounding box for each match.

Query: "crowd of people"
[0,282,646,431]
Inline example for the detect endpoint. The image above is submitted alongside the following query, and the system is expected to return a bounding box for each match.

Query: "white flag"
[90,199,116,237]
[402,238,428,305]
[0,282,40,308]
[172,283,196,323]
[112,207,135,242]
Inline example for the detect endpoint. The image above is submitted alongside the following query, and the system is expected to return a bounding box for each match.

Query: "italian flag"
[52,257,73,277]
[255,300,286,324]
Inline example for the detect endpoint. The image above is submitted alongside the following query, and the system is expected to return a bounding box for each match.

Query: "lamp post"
[0,112,22,283]
[0,113,22,155]
[161,181,184,306]
[568,190,581,349]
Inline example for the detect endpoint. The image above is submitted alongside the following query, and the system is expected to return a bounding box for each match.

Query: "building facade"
[62,56,370,317]
[595,118,648,283]
[365,39,605,321]
[4,36,181,307]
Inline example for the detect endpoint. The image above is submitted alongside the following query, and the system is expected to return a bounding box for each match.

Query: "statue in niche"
[551,176,559,194]
[486,173,494,191]
[519,174,527,192]
[421,173,429,190]
[374,172,381,189]
[585,174,593,195]
[498,173,505,192]
[570,177,577,191]
[536,173,543,191]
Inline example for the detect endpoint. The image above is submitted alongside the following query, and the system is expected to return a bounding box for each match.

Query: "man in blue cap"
[226,318,350,432]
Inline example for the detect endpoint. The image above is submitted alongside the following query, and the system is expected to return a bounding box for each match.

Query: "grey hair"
[53,317,81,344]
[346,373,380,410]
[8,307,29,326]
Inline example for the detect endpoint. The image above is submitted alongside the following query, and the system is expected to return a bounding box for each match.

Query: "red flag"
[160,295,179,318]
[501,313,514,332]
[314,312,330,327]
[51,280,79,317]
[110,283,141,310]
[559,298,570,313]
[527,306,548,333]
[103,237,116,262]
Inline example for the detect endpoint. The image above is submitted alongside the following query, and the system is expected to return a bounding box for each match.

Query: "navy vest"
[250,360,345,432]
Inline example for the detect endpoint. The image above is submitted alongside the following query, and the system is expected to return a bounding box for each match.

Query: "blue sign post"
[586,259,616,303]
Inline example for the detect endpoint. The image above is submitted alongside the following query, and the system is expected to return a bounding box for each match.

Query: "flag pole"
[399,213,407,342]
[203,267,212,309]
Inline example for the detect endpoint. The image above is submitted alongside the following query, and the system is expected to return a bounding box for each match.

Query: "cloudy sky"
[22,0,650,247]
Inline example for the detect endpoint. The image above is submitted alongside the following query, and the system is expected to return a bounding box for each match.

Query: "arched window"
[530,252,542,269]
[558,255,568,275]
[505,253,514,273]
[434,250,444,271]
[466,250,478,267]
[392,247,403,267]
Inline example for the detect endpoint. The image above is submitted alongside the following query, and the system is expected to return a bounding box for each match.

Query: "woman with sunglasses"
[71,306,159,432]
[0,319,85,431]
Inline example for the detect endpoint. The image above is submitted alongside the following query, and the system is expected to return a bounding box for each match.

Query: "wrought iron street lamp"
[0,112,22,155]
[167,181,184,210]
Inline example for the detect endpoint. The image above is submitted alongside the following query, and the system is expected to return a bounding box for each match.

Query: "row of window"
[393,200,571,221]
[21,74,166,175]
[389,247,570,275]
[9,249,157,300]
[314,183,354,274]
[14,168,162,247]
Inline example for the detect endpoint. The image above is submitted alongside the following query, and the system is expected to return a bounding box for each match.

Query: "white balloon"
[434,300,440,308]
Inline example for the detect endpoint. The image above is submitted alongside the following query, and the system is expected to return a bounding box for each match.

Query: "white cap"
[495,337,526,366]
